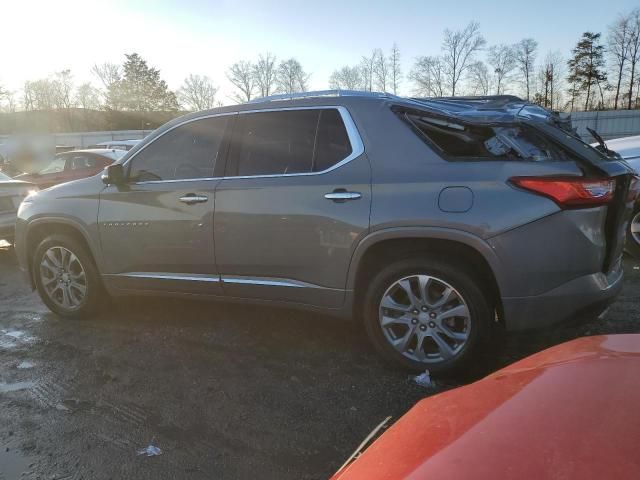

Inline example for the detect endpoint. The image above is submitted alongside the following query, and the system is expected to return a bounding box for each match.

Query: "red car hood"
[332,335,640,480]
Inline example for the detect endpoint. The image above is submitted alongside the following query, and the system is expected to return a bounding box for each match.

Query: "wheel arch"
[24,217,98,288]
[348,227,505,320]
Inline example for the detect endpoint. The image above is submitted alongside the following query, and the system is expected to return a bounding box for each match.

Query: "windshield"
[38,157,66,174]
[0,171,12,181]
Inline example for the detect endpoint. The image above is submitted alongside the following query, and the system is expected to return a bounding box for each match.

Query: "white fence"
[571,110,640,141]
[0,130,153,149]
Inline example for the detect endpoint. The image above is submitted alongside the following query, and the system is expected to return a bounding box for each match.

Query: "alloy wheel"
[39,246,88,310]
[631,211,640,246]
[378,274,471,364]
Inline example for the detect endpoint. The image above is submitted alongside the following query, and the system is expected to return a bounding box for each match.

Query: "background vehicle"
[594,134,640,258]
[331,334,640,480]
[14,92,638,374]
[87,139,141,151]
[0,171,36,244]
[16,149,126,189]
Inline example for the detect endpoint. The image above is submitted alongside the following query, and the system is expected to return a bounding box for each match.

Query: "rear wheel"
[33,234,103,317]
[628,208,640,259]
[363,256,492,375]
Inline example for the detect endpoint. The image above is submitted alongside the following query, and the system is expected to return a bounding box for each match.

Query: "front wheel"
[363,256,493,375]
[628,208,640,259]
[33,234,103,318]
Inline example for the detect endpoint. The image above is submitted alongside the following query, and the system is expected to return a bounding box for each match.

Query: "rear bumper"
[502,262,623,331]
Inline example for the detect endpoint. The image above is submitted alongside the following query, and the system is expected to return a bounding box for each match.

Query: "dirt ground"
[1,246,639,480]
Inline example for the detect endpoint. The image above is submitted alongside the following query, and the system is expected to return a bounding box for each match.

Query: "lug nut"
[411,318,418,325]
[419,325,427,331]
[421,306,428,312]
[429,312,437,319]
[428,321,436,328]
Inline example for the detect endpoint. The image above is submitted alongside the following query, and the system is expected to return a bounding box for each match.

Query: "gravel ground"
[0,246,639,480]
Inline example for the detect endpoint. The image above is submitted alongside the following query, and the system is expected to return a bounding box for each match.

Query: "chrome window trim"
[124,106,364,185]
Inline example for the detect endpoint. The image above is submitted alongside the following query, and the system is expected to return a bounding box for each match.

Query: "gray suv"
[14,92,639,374]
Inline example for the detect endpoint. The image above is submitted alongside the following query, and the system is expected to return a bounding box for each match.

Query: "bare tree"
[442,22,486,95]
[608,12,633,109]
[52,69,74,110]
[487,44,516,94]
[389,43,402,94]
[178,74,218,111]
[410,56,447,97]
[23,79,56,110]
[360,52,376,91]
[91,63,121,90]
[514,38,538,100]
[626,9,640,109]
[91,62,121,109]
[468,62,490,95]
[539,51,564,110]
[253,52,277,98]
[372,48,389,91]
[329,66,363,90]
[75,83,102,110]
[276,58,310,94]
[227,61,254,103]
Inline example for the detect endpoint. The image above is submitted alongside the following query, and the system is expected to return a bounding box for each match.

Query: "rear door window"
[225,108,353,177]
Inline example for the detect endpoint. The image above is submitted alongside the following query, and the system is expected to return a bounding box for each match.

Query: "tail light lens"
[629,176,640,202]
[510,176,616,208]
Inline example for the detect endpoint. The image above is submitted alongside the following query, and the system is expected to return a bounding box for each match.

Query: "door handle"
[324,190,362,202]
[179,194,209,205]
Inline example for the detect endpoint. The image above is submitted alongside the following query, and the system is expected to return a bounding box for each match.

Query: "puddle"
[0,381,35,393]
[0,447,36,479]
[4,330,26,339]
[17,361,35,369]
[0,329,37,350]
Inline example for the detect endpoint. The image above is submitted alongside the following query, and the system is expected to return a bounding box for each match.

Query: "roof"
[333,334,640,480]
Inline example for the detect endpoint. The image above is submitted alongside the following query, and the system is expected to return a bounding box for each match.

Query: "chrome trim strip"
[220,275,321,289]
[124,106,364,186]
[104,272,221,282]
[104,272,328,290]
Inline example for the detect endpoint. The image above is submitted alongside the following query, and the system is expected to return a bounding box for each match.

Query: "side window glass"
[313,109,353,172]
[226,110,320,177]
[129,116,228,182]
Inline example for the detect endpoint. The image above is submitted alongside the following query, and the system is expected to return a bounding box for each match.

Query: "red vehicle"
[16,149,126,189]
[332,334,640,480]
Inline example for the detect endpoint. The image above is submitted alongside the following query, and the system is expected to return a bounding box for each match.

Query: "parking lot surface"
[1,246,639,480]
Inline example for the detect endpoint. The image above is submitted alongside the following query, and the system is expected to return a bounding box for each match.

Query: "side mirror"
[102,163,125,185]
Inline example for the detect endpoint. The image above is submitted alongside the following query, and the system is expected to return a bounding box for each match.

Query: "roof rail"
[247,90,399,104]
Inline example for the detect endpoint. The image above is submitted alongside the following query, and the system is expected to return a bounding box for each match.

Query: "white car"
[600,135,640,258]
[87,139,141,151]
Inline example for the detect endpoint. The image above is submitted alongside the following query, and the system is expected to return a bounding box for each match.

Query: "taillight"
[629,176,640,202]
[510,176,616,208]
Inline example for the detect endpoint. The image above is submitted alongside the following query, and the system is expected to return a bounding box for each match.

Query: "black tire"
[33,234,104,318]
[627,207,640,259]
[362,256,493,375]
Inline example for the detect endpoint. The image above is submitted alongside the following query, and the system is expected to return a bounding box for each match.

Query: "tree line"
[0,7,638,131]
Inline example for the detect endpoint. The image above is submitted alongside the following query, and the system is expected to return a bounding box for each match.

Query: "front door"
[214,107,371,307]
[98,115,231,295]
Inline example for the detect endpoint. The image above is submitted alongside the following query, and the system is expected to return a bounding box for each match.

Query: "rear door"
[213,107,371,307]
[98,115,232,294]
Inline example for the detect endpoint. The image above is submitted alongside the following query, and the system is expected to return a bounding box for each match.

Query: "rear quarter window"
[398,109,575,162]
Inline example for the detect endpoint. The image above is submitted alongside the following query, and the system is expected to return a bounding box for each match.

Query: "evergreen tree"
[567,32,607,110]
[111,53,178,111]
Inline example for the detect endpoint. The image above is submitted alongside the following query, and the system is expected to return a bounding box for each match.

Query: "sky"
[1,0,638,102]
